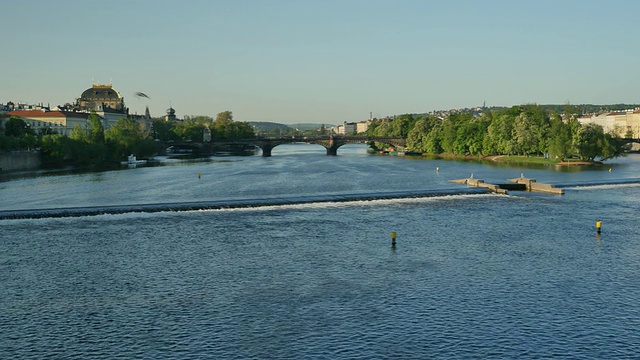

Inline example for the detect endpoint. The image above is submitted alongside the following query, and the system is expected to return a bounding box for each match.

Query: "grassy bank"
[408,153,602,166]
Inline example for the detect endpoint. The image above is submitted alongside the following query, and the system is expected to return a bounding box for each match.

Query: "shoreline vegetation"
[367,104,628,164]
[403,152,605,166]
[1,104,634,172]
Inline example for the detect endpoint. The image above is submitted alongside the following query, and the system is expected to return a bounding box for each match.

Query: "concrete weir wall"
[450,176,564,195]
[507,177,565,195]
[0,152,41,172]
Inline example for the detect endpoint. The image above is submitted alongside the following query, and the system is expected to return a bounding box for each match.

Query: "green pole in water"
[391,231,397,247]
[596,220,602,234]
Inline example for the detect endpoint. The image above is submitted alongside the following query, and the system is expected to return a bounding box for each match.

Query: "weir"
[450,175,564,195]
[0,188,489,220]
[507,176,564,194]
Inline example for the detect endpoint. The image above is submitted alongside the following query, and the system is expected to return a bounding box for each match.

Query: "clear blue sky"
[2,0,639,124]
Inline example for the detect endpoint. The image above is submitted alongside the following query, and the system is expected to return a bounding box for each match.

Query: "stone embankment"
[0,152,41,172]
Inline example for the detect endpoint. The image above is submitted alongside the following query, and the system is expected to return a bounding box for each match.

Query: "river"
[1,145,639,359]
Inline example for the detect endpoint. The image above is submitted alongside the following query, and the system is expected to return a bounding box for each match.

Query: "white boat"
[121,154,147,166]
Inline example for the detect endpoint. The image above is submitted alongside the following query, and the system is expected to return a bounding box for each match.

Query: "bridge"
[166,136,406,157]
[623,138,640,152]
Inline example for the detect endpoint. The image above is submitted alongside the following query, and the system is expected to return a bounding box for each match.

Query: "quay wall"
[0,152,41,172]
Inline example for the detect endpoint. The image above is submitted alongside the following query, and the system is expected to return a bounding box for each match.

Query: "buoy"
[608,168,612,172]
[391,231,397,247]
[436,167,439,172]
[596,220,602,234]
[198,172,201,179]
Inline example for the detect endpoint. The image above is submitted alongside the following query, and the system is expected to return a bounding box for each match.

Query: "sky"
[2,0,640,124]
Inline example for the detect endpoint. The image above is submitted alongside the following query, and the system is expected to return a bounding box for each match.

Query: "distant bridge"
[166,136,405,157]
[623,138,640,152]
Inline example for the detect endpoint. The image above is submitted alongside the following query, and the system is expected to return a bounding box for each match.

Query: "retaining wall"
[0,152,41,172]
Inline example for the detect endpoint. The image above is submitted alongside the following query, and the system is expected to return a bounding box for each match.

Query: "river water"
[1,145,639,359]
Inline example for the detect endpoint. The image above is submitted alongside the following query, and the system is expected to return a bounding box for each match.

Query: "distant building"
[6,109,89,136]
[5,82,153,135]
[356,120,370,134]
[577,109,640,138]
[343,121,357,135]
[75,82,130,130]
[332,121,365,135]
[77,82,125,113]
[165,107,178,122]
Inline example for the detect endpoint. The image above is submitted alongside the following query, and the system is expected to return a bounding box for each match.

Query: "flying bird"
[135,92,150,99]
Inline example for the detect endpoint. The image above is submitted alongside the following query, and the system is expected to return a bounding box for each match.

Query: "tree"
[483,114,515,155]
[423,122,443,154]
[214,111,233,127]
[4,116,35,137]
[389,114,415,138]
[547,116,572,160]
[406,117,430,153]
[87,111,105,144]
[225,121,255,139]
[40,134,70,166]
[571,123,620,161]
[512,113,538,156]
[172,122,206,142]
[598,132,625,161]
[152,119,180,141]
[69,124,88,142]
[105,117,153,159]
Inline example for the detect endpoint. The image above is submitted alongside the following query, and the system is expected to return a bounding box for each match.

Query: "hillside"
[247,121,293,132]
[248,122,336,132]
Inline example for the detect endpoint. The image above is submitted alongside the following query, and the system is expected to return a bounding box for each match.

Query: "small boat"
[121,154,147,166]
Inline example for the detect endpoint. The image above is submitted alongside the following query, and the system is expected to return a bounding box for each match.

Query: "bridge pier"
[326,144,338,156]
[260,144,274,157]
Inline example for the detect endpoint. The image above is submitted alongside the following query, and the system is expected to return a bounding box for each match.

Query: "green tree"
[152,119,180,141]
[105,117,153,159]
[441,113,472,154]
[214,111,233,127]
[423,122,443,154]
[69,124,88,142]
[4,116,35,137]
[389,114,415,138]
[406,117,431,153]
[184,115,214,126]
[0,134,18,151]
[87,111,105,144]
[40,134,70,166]
[572,123,604,161]
[454,116,488,156]
[547,116,572,160]
[225,121,255,139]
[172,122,207,142]
[512,113,538,156]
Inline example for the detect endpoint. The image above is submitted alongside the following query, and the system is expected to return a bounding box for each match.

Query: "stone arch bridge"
[167,136,405,157]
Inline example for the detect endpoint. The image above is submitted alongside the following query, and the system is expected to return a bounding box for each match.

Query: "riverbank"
[409,153,606,166]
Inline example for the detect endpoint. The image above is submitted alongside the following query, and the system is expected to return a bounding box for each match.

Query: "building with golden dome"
[77,82,125,112]
[8,81,153,136]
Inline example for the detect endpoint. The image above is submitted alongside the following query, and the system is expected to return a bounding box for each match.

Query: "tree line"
[366,105,626,161]
[0,110,255,168]
[154,111,254,142]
